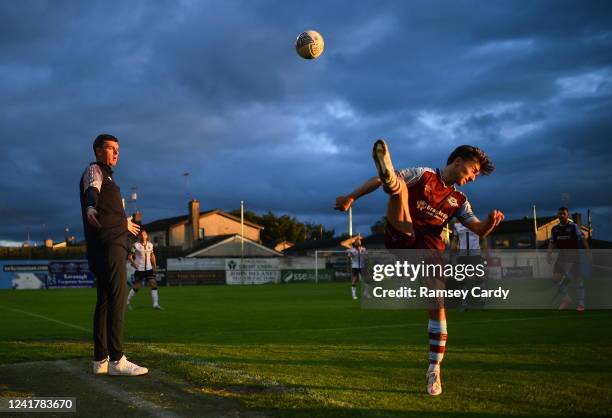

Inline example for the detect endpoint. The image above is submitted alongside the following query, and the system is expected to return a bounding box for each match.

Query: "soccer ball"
[295,30,325,59]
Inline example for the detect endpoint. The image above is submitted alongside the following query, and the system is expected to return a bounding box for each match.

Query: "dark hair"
[446,145,495,176]
[558,207,569,212]
[93,134,118,152]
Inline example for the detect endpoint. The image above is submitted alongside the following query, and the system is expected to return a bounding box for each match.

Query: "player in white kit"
[127,230,162,310]
[347,238,367,300]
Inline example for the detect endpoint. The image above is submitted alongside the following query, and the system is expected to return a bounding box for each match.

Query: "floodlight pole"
[533,205,540,276]
[533,205,538,248]
[241,200,244,285]
[315,251,318,284]
[241,200,244,258]
[349,207,353,237]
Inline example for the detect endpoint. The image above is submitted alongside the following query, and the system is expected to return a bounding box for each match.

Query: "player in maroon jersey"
[547,207,591,311]
[335,139,504,396]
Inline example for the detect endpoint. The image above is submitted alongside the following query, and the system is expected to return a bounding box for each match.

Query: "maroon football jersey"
[397,167,477,250]
[551,221,582,249]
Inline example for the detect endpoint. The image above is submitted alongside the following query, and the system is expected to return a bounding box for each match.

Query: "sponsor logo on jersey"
[415,200,449,222]
[447,196,459,207]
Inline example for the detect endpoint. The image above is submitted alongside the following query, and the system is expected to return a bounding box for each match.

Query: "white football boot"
[108,356,148,376]
[372,139,398,192]
[92,357,109,375]
[426,365,442,396]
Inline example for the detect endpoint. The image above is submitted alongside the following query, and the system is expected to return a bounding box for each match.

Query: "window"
[199,228,205,239]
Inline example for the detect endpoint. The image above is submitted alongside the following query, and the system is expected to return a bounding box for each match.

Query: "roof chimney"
[189,199,200,244]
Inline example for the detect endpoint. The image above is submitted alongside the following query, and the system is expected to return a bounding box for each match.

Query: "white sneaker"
[92,357,109,375]
[372,139,396,186]
[426,365,442,396]
[352,295,358,300]
[127,303,133,311]
[108,356,148,376]
[153,304,163,310]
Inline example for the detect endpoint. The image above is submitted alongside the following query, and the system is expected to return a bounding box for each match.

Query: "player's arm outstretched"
[464,210,504,237]
[335,176,382,211]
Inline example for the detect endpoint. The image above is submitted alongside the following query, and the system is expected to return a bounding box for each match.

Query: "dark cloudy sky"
[1,0,612,245]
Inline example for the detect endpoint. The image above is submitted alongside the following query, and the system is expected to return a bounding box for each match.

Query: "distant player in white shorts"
[452,220,486,310]
[127,229,162,310]
[347,238,367,300]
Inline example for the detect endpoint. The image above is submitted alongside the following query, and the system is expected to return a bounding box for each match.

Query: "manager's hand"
[127,216,141,236]
[86,207,102,229]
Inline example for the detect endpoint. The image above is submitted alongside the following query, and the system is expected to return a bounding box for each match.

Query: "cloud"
[556,69,612,99]
[1,0,611,243]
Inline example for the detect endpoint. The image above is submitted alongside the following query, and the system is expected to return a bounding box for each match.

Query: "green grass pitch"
[1,282,611,417]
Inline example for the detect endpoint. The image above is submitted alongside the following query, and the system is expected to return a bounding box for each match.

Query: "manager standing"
[79,133,148,376]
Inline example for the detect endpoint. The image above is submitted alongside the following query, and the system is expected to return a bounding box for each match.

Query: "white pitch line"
[3,307,89,332]
[55,360,180,418]
[4,306,608,412]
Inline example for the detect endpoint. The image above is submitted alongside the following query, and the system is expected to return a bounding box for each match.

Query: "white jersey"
[348,247,367,269]
[132,241,155,271]
[454,223,480,254]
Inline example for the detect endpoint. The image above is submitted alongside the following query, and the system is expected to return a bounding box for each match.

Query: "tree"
[229,210,334,246]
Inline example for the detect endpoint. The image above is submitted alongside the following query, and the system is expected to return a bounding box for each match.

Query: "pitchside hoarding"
[0,260,49,290]
[166,257,330,285]
[166,258,225,271]
[165,258,226,285]
[281,269,334,283]
[225,258,281,285]
[47,260,95,288]
[0,260,96,289]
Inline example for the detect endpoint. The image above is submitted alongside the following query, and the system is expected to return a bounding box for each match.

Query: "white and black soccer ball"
[295,30,325,60]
